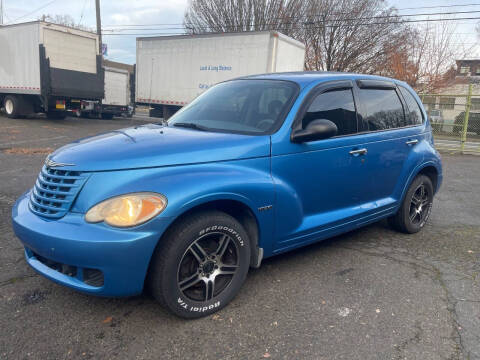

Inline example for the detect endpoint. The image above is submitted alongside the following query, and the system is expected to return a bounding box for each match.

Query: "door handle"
[406,139,419,145]
[349,148,368,156]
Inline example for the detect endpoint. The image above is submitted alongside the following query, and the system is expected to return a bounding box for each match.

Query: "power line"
[395,2,480,11]
[102,16,480,35]
[9,0,57,23]
[103,3,480,27]
[102,9,480,30]
[0,0,4,25]
[78,0,88,26]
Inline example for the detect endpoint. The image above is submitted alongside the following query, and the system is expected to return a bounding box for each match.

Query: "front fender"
[72,157,275,254]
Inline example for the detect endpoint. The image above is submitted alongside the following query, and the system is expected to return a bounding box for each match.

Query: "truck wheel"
[101,113,114,120]
[388,175,434,234]
[47,111,67,120]
[163,105,180,120]
[148,211,251,318]
[149,107,163,118]
[4,95,20,118]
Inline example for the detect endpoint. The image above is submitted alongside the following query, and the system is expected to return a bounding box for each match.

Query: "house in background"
[422,59,480,134]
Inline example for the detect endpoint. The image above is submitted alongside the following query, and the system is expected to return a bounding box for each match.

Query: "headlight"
[85,192,167,227]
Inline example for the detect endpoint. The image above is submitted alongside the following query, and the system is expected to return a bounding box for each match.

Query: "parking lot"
[0,114,479,359]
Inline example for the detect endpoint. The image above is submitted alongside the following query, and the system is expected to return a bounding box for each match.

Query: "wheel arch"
[400,161,441,206]
[416,165,439,193]
[158,198,262,269]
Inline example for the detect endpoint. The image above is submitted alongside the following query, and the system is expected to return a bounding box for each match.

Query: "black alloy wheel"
[388,174,434,234]
[177,231,240,302]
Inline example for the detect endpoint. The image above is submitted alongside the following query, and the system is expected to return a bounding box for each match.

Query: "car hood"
[49,124,271,171]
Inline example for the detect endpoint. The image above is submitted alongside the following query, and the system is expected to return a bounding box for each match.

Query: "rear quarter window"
[357,89,406,131]
[399,86,424,125]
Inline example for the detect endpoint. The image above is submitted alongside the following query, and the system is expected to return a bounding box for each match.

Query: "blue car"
[12,72,442,318]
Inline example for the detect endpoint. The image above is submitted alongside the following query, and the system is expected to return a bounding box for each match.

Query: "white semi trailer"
[136,31,305,119]
[0,21,104,119]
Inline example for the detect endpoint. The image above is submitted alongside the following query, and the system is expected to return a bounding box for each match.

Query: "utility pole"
[0,0,4,26]
[95,0,102,59]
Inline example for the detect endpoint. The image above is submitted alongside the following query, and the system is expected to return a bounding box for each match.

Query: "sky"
[2,0,480,64]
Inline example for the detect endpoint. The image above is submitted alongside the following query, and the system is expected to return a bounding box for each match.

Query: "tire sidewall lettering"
[198,225,244,246]
[177,297,221,313]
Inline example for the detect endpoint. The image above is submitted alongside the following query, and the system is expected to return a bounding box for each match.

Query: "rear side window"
[357,89,406,131]
[399,87,423,125]
[303,89,357,136]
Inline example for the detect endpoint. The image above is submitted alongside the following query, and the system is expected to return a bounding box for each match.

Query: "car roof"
[240,71,409,89]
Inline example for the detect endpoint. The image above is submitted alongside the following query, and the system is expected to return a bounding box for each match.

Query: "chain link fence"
[420,84,480,154]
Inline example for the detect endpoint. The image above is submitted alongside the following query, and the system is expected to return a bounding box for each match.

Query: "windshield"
[168,79,298,135]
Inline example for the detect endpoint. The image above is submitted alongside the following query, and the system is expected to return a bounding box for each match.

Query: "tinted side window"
[399,86,423,125]
[357,89,406,131]
[303,89,357,136]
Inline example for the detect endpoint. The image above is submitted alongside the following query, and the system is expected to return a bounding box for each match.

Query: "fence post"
[461,84,473,154]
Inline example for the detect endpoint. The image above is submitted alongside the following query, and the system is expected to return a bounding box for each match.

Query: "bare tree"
[383,20,469,91]
[416,20,464,91]
[380,27,426,88]
[39,14,92,32]
[184,0,304,36]
[300,0,406,73]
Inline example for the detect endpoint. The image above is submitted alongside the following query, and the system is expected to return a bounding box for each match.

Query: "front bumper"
[12,191,171,296]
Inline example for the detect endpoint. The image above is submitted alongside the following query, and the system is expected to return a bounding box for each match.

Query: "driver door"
[271,81,374,251]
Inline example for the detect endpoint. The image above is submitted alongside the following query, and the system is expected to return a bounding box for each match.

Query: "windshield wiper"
[172,122,210,131]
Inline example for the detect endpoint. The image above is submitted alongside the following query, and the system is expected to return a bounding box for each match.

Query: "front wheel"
[388,175,434,234]
[148,211,251,318]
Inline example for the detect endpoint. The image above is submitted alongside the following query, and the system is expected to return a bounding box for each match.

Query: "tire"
[4,95,20,118]
[149,107,163,118]
[47,111,67,120]
[388,175,434,234]
[101,113,114,120]
[148,211,251,318]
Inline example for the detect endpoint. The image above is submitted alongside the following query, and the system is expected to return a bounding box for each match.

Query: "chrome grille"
[29,165,89,218]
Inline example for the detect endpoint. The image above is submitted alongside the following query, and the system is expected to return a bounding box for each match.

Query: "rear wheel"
[388,175,434,234]
[149,107,163,118]
[4,95,20,118]
[148,211,250,318]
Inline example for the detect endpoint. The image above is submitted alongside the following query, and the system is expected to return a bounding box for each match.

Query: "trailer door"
[40,25,103,100]
[42,28,97,74]
[104,69,129,106]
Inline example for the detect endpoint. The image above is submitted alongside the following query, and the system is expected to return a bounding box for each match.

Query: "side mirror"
[291,119,338,143]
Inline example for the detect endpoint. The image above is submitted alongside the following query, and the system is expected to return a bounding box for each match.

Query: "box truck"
[74,64,133,119]
[136,31,305,119]
[0,21,104,119]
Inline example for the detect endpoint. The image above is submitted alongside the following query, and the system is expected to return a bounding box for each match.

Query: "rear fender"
[396,137,442,208]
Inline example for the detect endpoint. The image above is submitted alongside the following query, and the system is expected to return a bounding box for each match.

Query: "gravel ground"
[0,114,479,360]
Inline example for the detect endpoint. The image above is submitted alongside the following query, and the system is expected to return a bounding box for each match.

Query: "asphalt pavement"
[0,113,479,359]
